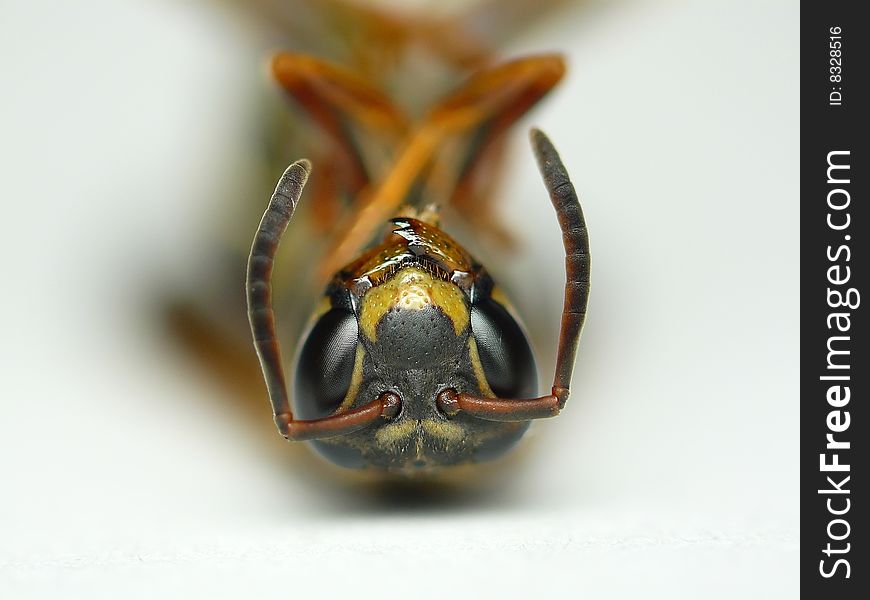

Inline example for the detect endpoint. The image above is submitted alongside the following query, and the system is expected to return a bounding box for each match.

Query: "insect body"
[247,130,589,472]
[167,1,593,474]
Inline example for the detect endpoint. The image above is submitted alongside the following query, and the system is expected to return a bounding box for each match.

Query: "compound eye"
[294,308,359,420]
[470,298,538,399]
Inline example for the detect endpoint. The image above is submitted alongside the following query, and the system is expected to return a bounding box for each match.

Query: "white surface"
[0,0,798,597]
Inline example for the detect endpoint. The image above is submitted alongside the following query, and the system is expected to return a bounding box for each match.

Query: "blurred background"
[0,0,798,597]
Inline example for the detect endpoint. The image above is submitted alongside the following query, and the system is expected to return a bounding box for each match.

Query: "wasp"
[248,130,587,472]
[176,0,590,473]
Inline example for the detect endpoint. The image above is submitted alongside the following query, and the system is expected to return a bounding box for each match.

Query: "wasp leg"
[272,52,408,195]
[315,54,565,282]
[444,54,565,247]
[314,121,444,283]
[426,54,565,137]
[247,160,402,440]
[306,148,344,230]
[437,129,589,422]
[272,53,407,134]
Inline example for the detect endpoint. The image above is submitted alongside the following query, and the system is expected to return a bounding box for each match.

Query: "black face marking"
[369,305,464,370]
[294,307,358,420]
[470,299,538,399]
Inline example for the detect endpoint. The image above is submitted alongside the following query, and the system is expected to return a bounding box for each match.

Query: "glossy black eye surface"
[470,298,538,399]
[294,308,358,420]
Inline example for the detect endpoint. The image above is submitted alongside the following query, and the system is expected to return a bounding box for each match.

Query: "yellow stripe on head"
[467,336,496,398]
[337,344,366,411]
[358,266,469,342]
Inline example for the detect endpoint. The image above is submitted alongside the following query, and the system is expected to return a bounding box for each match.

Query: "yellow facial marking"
[374,419,466,448]
[338,345,366,411]
[468,337,496,398]
[375,420,417,447]
[421,419,465,444]
[358,266,469,342]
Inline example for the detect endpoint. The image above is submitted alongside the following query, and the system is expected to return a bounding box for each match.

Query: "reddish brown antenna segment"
[247,160,400,440]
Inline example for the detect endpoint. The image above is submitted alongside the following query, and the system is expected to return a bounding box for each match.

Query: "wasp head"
[293,220,538,472]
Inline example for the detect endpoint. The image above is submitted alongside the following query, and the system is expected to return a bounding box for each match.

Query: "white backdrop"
[0,0,798,597]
